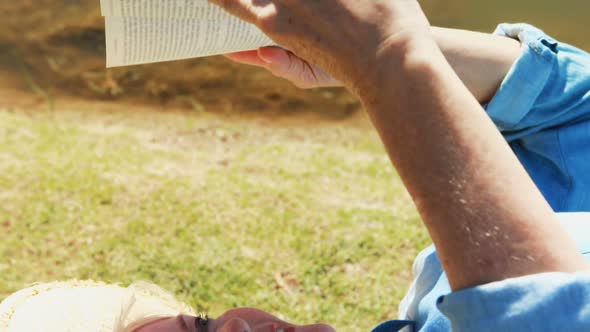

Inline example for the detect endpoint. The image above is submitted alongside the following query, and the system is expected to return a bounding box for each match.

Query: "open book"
[100,0,274,67]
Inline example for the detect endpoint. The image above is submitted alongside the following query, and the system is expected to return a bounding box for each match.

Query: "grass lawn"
[0,105,429,332]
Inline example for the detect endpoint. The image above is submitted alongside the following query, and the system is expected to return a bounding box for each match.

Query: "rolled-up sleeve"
[486,23,590,140]
[437,272,590,332]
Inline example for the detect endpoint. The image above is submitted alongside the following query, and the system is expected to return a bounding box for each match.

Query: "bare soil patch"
[0,1,359,117]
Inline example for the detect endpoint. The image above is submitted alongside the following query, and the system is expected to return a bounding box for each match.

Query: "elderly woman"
[4,0,590,331]
[0,280,333,332]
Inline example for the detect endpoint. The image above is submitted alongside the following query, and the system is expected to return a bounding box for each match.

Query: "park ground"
[0,86,429,332]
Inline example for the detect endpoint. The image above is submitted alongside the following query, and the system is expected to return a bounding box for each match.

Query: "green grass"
[0,107,429,332]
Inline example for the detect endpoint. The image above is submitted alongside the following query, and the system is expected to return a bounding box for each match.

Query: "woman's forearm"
[364,33,588,290]
[433,27,521,103]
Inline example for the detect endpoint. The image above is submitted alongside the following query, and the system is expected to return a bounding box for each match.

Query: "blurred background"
[0,2,588,332]
[0,0,588,112]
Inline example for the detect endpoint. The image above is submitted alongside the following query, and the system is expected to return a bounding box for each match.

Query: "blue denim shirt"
[490,23,590,212]
[373,23,590,332]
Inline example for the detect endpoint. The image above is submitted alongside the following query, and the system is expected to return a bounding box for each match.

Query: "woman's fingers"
[224,50,268,67]
[260,49,342,88]
[259,48,309,86]
[222,47,293,69]
[257,47,291,66]
[224,47,341,89]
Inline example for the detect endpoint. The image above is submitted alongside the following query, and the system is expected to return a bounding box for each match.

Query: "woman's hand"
[209,0,431,97]
[225,47,341,89]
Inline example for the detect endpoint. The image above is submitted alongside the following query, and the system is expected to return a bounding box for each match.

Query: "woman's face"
[134,308,336,332]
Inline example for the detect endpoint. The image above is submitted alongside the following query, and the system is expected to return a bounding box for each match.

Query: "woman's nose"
[217,317,252,332]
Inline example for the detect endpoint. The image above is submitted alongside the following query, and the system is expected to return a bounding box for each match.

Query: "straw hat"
[0,280,196,332]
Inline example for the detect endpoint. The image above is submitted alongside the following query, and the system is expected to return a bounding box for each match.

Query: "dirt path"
[0,63,370,132]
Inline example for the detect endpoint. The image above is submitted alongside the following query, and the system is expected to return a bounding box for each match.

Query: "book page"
[100,0,231,19]
[102,0,275,67]
[105,17,274,67]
